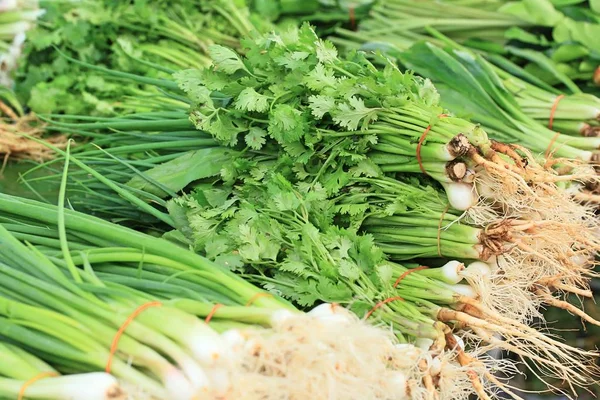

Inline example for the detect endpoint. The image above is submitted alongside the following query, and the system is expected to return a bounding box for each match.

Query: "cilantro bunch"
[176,23,485,205]
[14,0,265,116]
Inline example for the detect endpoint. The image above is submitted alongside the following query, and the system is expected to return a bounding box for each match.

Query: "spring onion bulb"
[414,338,434,351]
[442,182,478,211]
[418,261,465,284]
[0,373,126,400]
[429,357,442,376]
[462,261,492,279]
[307,302,353,324]
[446,284,478,299]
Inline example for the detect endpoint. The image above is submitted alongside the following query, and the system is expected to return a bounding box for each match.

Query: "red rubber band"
[106,301,162,373]
[18,372,59,400]
[205,303,223,324]
[417,125,433,175]
[349,6,356,30]
[545,131,561,159]
[364,296,404,319]
[245,292,273,307]
[417,114,449,175]
[548,94,564,130]
[393,266,429,288]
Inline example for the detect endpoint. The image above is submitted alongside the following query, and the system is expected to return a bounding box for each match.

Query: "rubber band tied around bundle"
[393,266,430,288]
[545,95,565,158]
[437,205,450,257]
[106,301,162,373]
[18,371,60,400]
[349,6,356,30]
[205,303,223,324]
[417,114,449,175]
[364,296,405,319]
[245,292,273,307]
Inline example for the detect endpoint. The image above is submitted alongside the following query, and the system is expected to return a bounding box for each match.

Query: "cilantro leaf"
[308,94,336,118]
[268,104,306,144]
[234,87,270,112]
[245,127,267,150]
[209,45,249,75]
[333,96,380,130]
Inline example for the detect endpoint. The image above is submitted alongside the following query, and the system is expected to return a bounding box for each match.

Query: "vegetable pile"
[1,0,600,399]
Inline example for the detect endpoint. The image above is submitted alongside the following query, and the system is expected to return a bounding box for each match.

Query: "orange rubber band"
[106,301,162,373]
[417,114,449,175]
[245,292,273,307]
[545,94,565,158]
[393,266,429,288]
[437,205,450,257]
[417,125,433,175]
[349,7,356,30]
[205,303,223,324]
[18,371,59,400]
[545,131,561,159]
[364,296,404,319]
[548,94,564,130]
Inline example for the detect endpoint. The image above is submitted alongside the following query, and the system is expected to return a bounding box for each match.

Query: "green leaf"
[127,148,238,197]
[245,127,267,150]
[506,46,581,93]
[304,64,338,90]
[499,0,564,26]
[174,69,212,104]
[349,159,382,178]
[338,260,360,281]
[205,236,232,259]
[214,253,245,272]
[209,45,248,74]
[235,87,270,112]
[332,96,379,130]
[315,39,338,64]
[268,104,306,144]
[280,260,311,276]
[274,51,311,70]
[308,94,336,118]
[315,277,352,302]
[504,27,550,46]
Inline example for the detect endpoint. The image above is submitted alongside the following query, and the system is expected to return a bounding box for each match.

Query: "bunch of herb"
[13,0,264,116]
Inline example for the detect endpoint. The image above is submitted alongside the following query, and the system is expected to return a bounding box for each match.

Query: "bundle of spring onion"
[333,0,600,90]
[331,19,600,140]
[0,191,532,400]
[0,0,41,87]
[0,342,124,400]
[329,22,600,164]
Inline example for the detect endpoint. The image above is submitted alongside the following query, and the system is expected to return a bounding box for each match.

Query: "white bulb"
[429,357,442,376]
[440,260,465,284]
[463,261,492,279]
[270,309,296,327]
[414,338,434,351]
[307,303,352,324]
[448,284,478,298]
[444,182,477,211]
